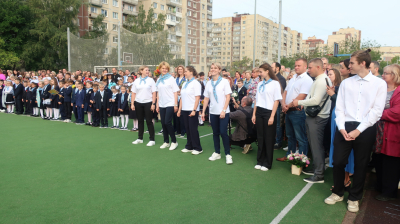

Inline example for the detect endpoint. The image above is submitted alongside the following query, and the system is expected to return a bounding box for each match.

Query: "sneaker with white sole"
[160,143,170,149]
[283,146,288,151]
[226,155,233,164]
[324,193,344,205]
[260,166,269,171]
[169,142,178,150]
[347,200,359,213]
[146,141,155,146]
[191,150,203,155]
[254,165,261,170]
[132,139,143,144]
[181,149,193,153]
[209,152,221,161]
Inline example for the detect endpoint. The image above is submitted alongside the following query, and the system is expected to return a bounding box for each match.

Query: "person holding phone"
[293,58,332,183]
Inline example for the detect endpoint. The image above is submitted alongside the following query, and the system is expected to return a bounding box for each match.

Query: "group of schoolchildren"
[0,76,136,130]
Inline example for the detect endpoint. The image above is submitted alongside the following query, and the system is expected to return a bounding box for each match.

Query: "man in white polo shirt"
[276,58,313,162]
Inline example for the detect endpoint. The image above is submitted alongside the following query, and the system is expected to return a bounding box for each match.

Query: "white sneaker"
[132,139,143,144]
[181,148,193,153]
[169,142,178,150]
[160,143,170,149]
[254,165,261,170]
[260,166,269,171]
[209,152,221,161]
[283,146,288,151]
[191,150,203,155]
[226,155,233,164]
[324,193,344,205]
[347,200,359,213]
[146,141,155,146]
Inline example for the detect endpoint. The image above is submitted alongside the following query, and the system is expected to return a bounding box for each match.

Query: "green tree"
[169,59,191,68]
[123,5,166,34]
[0,37,20,68]
[229,56,252,75]
[0,0,34,69]
[22,0,82,70]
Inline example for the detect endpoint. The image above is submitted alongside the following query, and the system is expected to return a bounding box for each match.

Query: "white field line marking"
[199,127,235,138]
[270,183,313,224]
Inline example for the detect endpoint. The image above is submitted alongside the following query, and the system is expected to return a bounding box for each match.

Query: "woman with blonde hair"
[202,63,233,164]
[156,61,180,150]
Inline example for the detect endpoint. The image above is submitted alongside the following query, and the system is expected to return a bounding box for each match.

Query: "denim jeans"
[285,110,308,156]
[275,104,283,146]
[160,107,176,143]
[210,114,230,155]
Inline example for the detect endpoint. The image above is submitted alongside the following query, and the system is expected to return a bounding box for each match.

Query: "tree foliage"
[227,56,261,75]
[0,38,20,68]
[123,5,166,34]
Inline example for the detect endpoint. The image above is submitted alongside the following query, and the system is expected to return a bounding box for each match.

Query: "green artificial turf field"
[0,113,348,223]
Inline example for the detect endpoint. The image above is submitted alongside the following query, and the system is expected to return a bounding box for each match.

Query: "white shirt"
[204,78,232,115]
[335,72,387,133]
[181,79,201,111]
[255,80,282,110]
[285,72,313,105]
[156,76,180,108]
[131,78,156,103]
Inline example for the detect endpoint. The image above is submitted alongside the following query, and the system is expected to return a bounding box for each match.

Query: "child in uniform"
[0,80,4,112]
[84,81,94,125]
[63,81,73,122]
[118,86,129,130]
[90,84,100,127]
[49,78,60,121]
[3,80,14,113]
[75,82,85,125]
[30,82,39,117]
[95,83,110,128]
[109,86,119,129]
[42,78,52,119]
[14,78,23,115]
[58,80,66,121]
[22,80,29,115]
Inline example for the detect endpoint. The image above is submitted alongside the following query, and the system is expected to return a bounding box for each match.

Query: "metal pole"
[118,22,121,69]
[67,27,71,72]
[277,0,282,63]
[185,15,189,66]
[252,0,257,68]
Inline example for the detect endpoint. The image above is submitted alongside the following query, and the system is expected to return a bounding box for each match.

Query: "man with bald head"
[111,67,121,83]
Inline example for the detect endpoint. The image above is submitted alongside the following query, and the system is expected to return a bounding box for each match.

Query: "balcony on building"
[89,0,103,7]
[207,10,212,15]
[166,14,177,26]
[176,30,182,37]
[89,13,99,18]
[166,0,182,7]
[123,9,138,16]
[123,0,138,5]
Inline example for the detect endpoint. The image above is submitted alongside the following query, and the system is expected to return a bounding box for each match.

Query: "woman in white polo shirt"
[131,65,157,146]
[201,63,233,164]
[252,63,282,171]
[156,61,180,151]
[177,66,203,154]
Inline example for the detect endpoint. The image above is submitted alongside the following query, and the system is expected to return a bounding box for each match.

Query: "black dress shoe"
[303,176,324,183]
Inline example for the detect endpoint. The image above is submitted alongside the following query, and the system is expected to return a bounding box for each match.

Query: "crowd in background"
[1,49,399,214]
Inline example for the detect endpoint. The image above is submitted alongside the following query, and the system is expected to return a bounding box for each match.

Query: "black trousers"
[375,153,400,198]
[64,102,72,119]
[15,98,23,114]
[93,109,100,125]
[332,122,377,201]
[135,102,155,141]
[72,103,78,121]
[24,100,31,114]
[256,107,277,169]
[160,107,176,143]
[99,106,108,126]
[182,110,202,151]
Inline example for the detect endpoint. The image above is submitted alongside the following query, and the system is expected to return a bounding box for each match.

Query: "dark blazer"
[85,88,94,104]
[63,86,72,102]
[234,86,247,103]
[22,87,28,101]
[117,92,129,110]
[59,87,65,104]
[14,84,24,100]
[42,84,51,99]
[71,87,77,104]
[94,90,109,110]
[50,86,60,102]
[30,88,37,102]
[75,89,85,107]
[111,73,121,83]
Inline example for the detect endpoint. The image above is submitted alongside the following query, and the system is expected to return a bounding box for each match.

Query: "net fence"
[70,18,185,74]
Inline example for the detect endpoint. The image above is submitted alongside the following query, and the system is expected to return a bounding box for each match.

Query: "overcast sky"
[212,0,399,47]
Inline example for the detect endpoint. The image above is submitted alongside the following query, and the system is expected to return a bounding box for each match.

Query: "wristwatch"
[152,103,156,106]
[222,109,226,112]
[174,104,178,107]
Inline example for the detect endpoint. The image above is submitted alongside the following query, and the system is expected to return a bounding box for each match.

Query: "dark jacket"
[63,86,72,102]
[42,84,51,100]
[85,88,93,104]
[14,84,24,100]
[59,87,65,104]
[75,89,85,107]
[30,87,37,102]
[117,92,129,110]
[230,106,253,141]
[234,86,247,103]
[94,90,109,110]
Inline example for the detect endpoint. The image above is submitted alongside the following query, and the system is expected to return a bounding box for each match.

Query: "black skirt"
[120,106,129,115]
[5,94,14,105]
[109,102,119,116]
[129,107,137,119]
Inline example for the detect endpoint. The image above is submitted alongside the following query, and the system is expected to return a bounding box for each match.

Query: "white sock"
[113,116,116,126]
[198,114,203,124]
[120,115,124,128]
[40,109,44,118]
[133,119,138,129]
[88,112,92,123]
[11,105,14,112]
[7,105,10,113]
[125,115,129,128]
[54,109,59,119]
[116,116,120,127]
[49,108,53,118]
[152,119,155,125]
[34,107,38,115]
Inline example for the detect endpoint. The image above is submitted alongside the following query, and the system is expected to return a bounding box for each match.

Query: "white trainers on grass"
[347,200,359,213]
[226,155,233,165]
[160,143,170,149]
[169,142,178,151]
[132,139,143,144]
[254,165,261,170]
[260,166,269,171]
[191,150,203,155]
[324,193,344,205]
[181,149,193,153]
[208,152,221,161]
[146,141,155,146]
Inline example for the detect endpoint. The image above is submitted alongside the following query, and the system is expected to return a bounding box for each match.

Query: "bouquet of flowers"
[153,66,161,77]
[286,152,310,168]
[231,91,239,101]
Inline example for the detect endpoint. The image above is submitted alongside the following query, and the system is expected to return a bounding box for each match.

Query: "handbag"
[305,95,330,118]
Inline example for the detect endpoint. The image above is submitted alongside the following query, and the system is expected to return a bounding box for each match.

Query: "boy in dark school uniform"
[71,81,80,123]
[95,83,110,128]
[14,78,24,115]
[30,82,38,117]
[75,82,85,125]
[91,85,99,127]
[22,81,29,115]
[58,80,66,121]
[63,81,73,122]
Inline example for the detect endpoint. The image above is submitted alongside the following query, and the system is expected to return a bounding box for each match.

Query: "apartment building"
[327,27,361,48]
[78,0,212,73]
[211,13,303,67]
[302,36,326,55]
[379,46,400,63]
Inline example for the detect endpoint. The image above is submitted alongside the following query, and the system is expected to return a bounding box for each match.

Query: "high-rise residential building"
[211,13,303,67]
[77,0,212,73]
[302,36,326,55]
[379,46,400,63]
[327,27,361,48]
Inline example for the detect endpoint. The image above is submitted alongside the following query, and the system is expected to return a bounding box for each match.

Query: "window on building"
[202,31,204,36]
[243,21,246,24]
[202,13,205,19]
[161,4,164,10]
[193,48,196,53]
[103,22,108,30]
[193,57,196,62]
[193,39,197,44]
[128,5,134,11]
[104,48,109,54]
[188,29,191,34]
[243,31,245,34]
[193,12,197,17]
[188,10,192,16]
[101,9,108,17]
[154,13,157,18]
[193,21,196,27]
[188,38,191,43]
[113,12,118,19]
[102,0,107,3]
[153,2,157,8]
[193,2,196,8]
[91,7,97,13]
[202,4,205,9]
[113,0,118,7]
[112,24,117,31]
[188,1,191,6]
[202,49,204,53]
[202,40,205,44]
[202,22,205,28]
[113,36,118,43]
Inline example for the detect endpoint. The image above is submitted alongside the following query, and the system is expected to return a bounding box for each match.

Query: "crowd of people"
[1,49,399,213]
